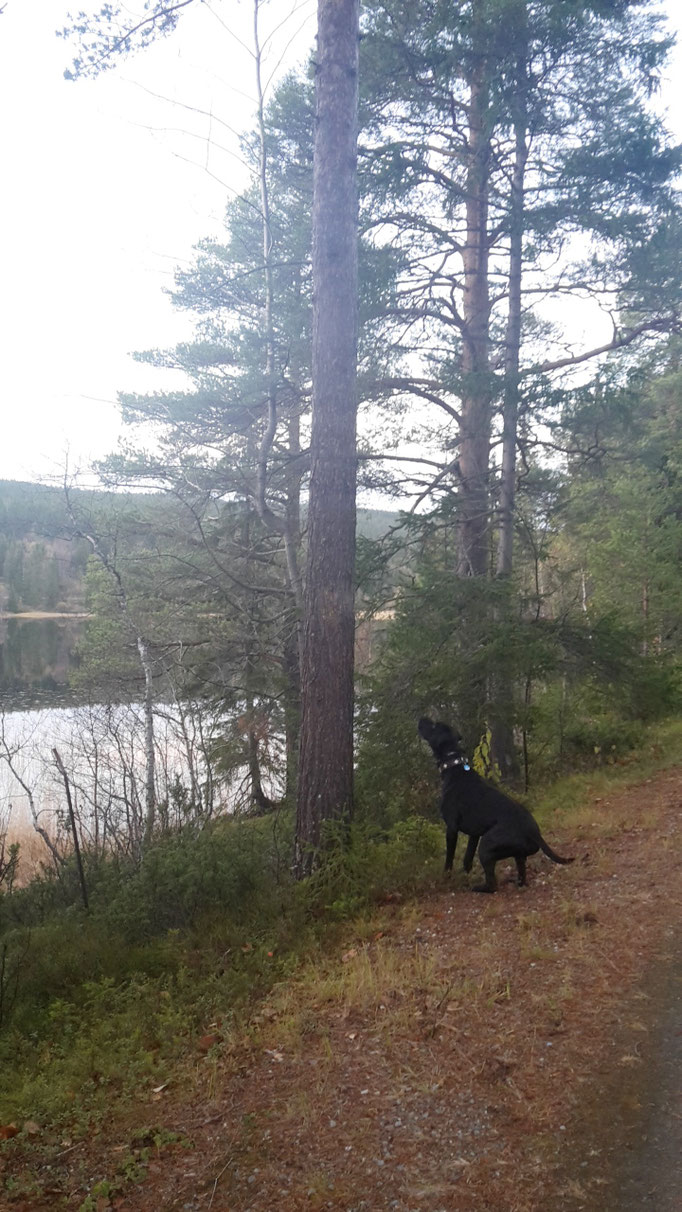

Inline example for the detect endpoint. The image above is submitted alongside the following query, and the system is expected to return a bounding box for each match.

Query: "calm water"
[0,618,227,847]
[0,703,218,839]
[0,619,280,853]
[0,615,83,707]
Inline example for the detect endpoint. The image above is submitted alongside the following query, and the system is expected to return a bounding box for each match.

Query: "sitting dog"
[418,717,574,892]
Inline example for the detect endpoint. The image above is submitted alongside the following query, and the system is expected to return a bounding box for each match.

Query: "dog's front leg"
[445,829,458,872]
[462,834,479,873]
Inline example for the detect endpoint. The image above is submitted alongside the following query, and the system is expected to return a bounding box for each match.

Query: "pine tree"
[294,0,361,874]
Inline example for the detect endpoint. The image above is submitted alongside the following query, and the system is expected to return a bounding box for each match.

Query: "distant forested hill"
[0,481,401,615]
[0,480,164,614]
[0,481,88,613]
[356,506,400,539]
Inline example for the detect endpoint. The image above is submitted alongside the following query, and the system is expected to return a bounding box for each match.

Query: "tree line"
[40,0,682,870]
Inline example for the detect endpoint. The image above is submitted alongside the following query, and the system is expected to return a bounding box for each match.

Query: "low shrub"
[303,816,443,919]
[562,715,644,763]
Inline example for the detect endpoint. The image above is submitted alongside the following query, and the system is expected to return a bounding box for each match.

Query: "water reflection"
[0,701,225,847]
[0,616,83,707]
[0,621,281,859]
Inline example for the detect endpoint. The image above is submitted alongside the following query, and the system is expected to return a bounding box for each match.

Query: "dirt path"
[3,766,682,1211]
[609,951,682,1211]
[566,929,682,1211]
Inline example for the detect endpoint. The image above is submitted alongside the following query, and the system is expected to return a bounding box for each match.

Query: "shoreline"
[0,611,91,620]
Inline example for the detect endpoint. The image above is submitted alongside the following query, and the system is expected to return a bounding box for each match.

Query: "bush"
[563,715,644,763]
[98,818,285,942]
[625,660,681,722]
[302,817,443,920]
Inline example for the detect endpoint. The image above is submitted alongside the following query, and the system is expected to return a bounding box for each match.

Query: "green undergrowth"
[0,814,442,1139]
[528,715,682,827]
[0,717,680,1155]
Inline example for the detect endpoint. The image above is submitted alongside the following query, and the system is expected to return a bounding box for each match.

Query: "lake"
[0,617,283,867]
[0,619,230,857]
[0,614,84,708]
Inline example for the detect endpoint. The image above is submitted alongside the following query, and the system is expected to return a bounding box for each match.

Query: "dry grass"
[3,820,57,885]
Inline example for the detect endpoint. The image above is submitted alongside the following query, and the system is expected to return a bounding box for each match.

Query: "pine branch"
[59,0,196,79]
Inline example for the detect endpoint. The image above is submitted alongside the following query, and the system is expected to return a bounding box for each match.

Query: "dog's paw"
[471,883,496,894]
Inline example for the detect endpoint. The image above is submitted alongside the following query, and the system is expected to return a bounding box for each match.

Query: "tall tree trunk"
[457,21,492,579]
[295,0,360,876]
[496,87,528,577]
[491,6,529,783]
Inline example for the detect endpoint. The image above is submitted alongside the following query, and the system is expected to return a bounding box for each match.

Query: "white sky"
[0,0,316,482]
[0,0,681,485]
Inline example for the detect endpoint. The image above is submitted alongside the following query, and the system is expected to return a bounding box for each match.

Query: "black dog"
[418,717,574,893]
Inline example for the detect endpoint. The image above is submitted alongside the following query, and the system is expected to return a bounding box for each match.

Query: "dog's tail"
[539,836,574,865]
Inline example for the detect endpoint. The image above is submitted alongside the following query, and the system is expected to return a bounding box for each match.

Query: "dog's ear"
[418,716,434,736]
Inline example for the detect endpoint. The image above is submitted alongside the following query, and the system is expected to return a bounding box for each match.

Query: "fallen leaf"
[22,1121,40,1136]
[0,1125,18,1139]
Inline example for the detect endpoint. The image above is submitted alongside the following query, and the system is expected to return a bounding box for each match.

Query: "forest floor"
[2,764,681,1212]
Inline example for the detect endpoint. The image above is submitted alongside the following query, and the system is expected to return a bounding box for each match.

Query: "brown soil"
[3,767,682,1211]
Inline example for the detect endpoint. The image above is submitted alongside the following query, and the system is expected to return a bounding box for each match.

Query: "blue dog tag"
[463,763,471,771]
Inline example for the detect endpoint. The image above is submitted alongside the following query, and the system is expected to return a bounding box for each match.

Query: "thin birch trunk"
[52,748,89,911]
[252,0,304,616]
[138,636,157,847]
[252,0,303,804]
[63,480,157,852]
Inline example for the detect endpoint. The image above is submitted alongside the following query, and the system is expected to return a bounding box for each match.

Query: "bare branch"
[530,316,677,378]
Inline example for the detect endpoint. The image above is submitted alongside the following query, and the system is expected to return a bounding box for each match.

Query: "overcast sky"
[1,0,681,486]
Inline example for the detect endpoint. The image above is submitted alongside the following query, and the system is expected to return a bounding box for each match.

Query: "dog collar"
[439,755,471,772]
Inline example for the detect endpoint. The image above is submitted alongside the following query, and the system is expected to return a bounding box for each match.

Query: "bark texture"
[492,14,529,785]
[295,0,360,875]
[457,34,492,579]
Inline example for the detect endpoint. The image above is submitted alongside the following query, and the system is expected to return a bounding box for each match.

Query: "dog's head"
[418,717,464,762]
